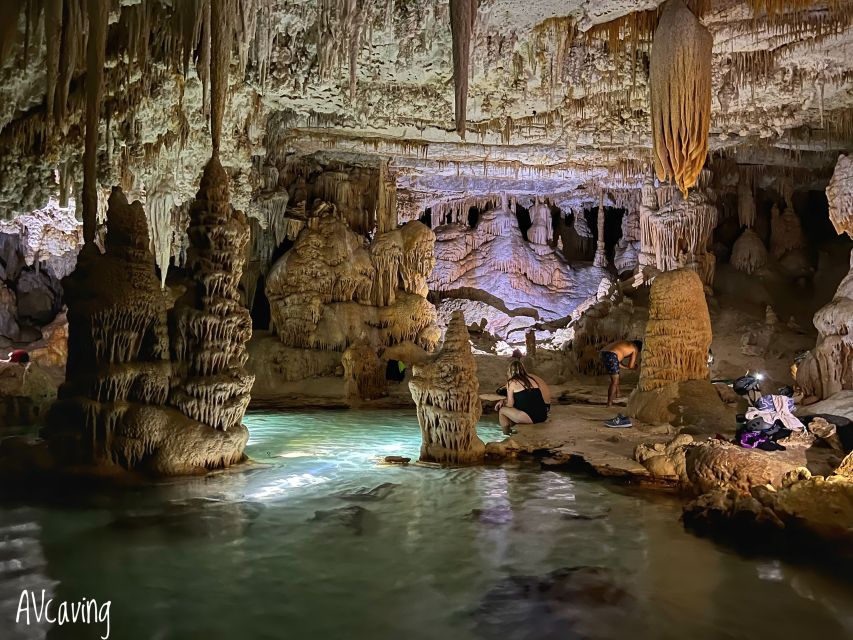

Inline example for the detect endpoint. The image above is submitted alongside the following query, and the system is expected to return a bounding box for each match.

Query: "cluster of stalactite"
[638,174,718,287]
[638,268,712,392]
[264,201,439,364]
[409,310,484,466]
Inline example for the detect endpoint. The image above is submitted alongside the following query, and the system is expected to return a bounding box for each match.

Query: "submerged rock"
[474,566,630,640]
[310,505,371,535]
[334,482,398,501]
[469,505,513,525]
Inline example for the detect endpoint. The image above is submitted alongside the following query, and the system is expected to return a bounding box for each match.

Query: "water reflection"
[0,409,850,639]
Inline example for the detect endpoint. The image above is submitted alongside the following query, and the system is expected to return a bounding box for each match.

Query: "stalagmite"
[449,0,478,138]
[798,159,853,401]
[649,0,713,195]
[527,197,552,246]
[409,310,484,466]
[593,199,607,267]
[769,202,804,259]
[637,269,712,392]
[341,341,386,402]
[171,157,254,432]
[45,188,248,474]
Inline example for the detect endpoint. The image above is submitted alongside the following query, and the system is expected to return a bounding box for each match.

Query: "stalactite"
[210,0,231,154]
[146,175,178,289]
[731,228,768,274]
[649,0,713,196]
[449,0,478,139]
[737,175,756,228]
[82,0,109,245]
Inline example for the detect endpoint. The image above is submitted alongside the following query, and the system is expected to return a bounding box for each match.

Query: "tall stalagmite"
[410,310,484,465]
[649,0,713,196]
[170,157,254,432]
[638,268,712,391]
[449,0,478,139]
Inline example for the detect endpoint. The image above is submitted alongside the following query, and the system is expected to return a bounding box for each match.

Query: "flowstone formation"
[264,202,439,389]
[430,193,607,349]
[409,311,484,466]
[45,188,248,475]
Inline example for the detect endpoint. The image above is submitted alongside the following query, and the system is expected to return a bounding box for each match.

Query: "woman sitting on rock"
[495,360,551,435]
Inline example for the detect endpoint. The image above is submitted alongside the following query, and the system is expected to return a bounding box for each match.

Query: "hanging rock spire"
[649,0,713,196]
[449,0,478,139]
[82,0,109,245]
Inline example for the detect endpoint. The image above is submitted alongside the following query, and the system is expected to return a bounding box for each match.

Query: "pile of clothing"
[735,394,807,452]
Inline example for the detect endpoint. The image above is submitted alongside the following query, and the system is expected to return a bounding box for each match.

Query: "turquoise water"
[2,410,853,639]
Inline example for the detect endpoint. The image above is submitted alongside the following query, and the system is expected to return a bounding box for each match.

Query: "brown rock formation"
[45,185,248,475]
[637,269,711,391]
[650,0,712,195]
[409,310,484,465]
[265,204,438,389]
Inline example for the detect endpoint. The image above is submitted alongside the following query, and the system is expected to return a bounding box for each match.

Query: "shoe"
[603,414,632,428]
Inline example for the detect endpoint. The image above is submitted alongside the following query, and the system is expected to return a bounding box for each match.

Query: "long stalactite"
[82,0,109,245]
[649,0,713,196]
[449,0,478,139]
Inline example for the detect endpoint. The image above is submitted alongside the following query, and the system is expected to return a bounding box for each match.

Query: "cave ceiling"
[0,0,851,220]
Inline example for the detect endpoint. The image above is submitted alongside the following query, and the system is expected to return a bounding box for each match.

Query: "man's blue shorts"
[600,351,620,375]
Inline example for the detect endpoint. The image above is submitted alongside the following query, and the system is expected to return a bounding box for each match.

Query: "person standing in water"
[600,340,642,407]
[495,360,551,435]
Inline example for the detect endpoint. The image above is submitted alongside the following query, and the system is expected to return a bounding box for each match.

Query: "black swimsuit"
[512,387,549,423]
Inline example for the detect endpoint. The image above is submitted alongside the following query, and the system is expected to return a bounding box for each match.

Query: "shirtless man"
[600,340,642,406]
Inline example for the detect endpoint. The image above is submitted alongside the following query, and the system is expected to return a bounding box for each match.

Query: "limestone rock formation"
[638,180,718,287]
[409,311,484,465]
[0,361,57,426]
[170,156,254,433]
[827,154,853,236]
[649,0,712,195]
[797,248,853,400]
[266,204,438,354]
[45,186,248,476]
[637,269,711,391]
[683,468,853,551]
[430,194,607,348]
[730,228,767,275]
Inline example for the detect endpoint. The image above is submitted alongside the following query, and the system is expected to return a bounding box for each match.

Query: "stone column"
[593,197,607,267]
